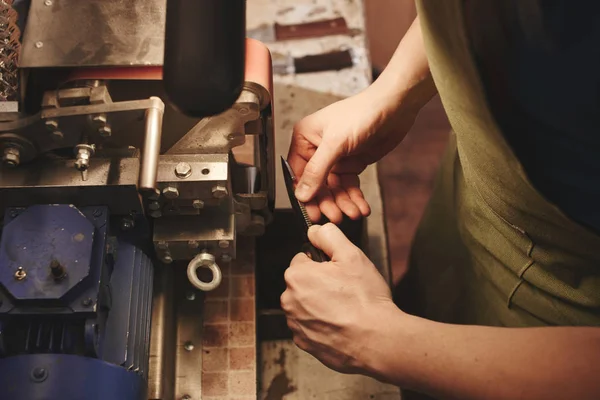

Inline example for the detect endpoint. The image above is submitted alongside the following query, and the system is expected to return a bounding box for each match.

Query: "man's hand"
[280,223,397,373]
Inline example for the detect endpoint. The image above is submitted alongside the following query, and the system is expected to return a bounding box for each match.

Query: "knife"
[272,49,355,75]
[281,157,329,262]
[248,17,351,42]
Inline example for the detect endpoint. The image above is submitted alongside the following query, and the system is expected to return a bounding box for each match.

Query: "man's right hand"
[287,87,418,223]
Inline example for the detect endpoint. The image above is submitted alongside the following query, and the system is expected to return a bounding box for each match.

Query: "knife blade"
[248,17,351,43]
[281,157,329,262]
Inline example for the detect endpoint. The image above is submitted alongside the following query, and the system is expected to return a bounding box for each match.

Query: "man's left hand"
[281,223,397,374]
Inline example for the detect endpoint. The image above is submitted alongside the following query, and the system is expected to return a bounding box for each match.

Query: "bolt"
[218,240,230,249]
[74,144,95,172]
[98,125,112,137]
[44,0,52,6]
[3,147,20,168]
[82,298,93,307]
[221,254,232,263]
[188,240,199,249]
[184,341,194,351]
[148,201,161,211]
[174,162,192,179]
[227,133,237,141]
[50,260,66,280]
[186,291,196,301]
[162,253,173,264]
[162,186,179,200]
[211,185,228,199]
[45,119,59,131]
[92,114,107,125]
[14,267,26,281]
[150,210,162,219]
[120,217,135,231]
[35,41,43,49]
[156,241,169,250]
[51,130,64,141]
[192,199,204,210]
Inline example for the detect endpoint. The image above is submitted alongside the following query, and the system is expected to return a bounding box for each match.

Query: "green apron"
[401,0,600,332]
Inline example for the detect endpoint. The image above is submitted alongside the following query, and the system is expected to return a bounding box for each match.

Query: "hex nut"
[45,119,59,131]
[156,241,169,250]
[175,162,192,179]
[211,185,228,199]
[98,126,112,137]
[162,186,180,199]
[148,201,161,211]
[218,240,230,249]
[3,147,20,168]
[192,199,204,209]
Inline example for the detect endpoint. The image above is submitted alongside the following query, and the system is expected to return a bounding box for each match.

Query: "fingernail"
[295,183,310,200]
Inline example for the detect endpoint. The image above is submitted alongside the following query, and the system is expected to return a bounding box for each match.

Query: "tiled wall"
[202,238,257,399]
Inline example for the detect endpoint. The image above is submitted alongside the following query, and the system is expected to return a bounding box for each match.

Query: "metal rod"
[139,97,165,193]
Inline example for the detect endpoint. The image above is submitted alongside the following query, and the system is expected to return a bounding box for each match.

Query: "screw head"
[44,0,53,6]
[221,254,232,263]
[192,199,204,209]
[31,367,48,383]
[98,126,112,137]
[211,185,228,199]
[184,341,194,351]
[45,119,59,131]
[186,291,196,301]
[218,240,230,249]
[162,254,173,264]
[35,41,44,49]
[51,130,64,141]
[175,162,192,179]
[182,395,192,400]
[156,241,169,250]
[162,186,180,200]
[92,114,107,124]
[82,298,93,307]
[3,147,20,168]
[14,267,26,281]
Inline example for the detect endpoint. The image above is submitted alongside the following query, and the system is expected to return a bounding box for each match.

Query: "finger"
[296,139,342,202]
[327,175,361,220]
[316,188,343,225]
[307,223,355,260]
[341,175,371,217]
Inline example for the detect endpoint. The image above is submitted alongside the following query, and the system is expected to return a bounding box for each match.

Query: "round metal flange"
[0,133,36,164]
[187,252,222,292]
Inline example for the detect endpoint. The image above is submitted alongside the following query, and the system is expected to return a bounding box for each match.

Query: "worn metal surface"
[0,205,95,301]
[173,265,204,400]
[21,0,166,68]
[0,156,143,215]
[148,266,176,400]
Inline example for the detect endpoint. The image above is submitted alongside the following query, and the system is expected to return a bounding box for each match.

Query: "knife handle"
[302,243,329,262]
[294,49,354,74]
[275,17,350,41]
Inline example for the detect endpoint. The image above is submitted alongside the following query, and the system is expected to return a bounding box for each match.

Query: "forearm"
[367,17,437,116]
[364,307,600,400]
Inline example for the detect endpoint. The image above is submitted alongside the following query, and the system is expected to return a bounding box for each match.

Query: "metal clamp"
[186,252,222,292]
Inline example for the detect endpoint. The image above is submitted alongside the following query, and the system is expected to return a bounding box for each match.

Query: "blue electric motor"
[0,205,154,400]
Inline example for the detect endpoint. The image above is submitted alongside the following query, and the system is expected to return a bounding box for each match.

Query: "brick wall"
[202,238,257,399]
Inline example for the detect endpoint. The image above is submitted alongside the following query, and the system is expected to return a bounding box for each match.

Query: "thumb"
[295,139,341,202]
[307,223,356,260]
